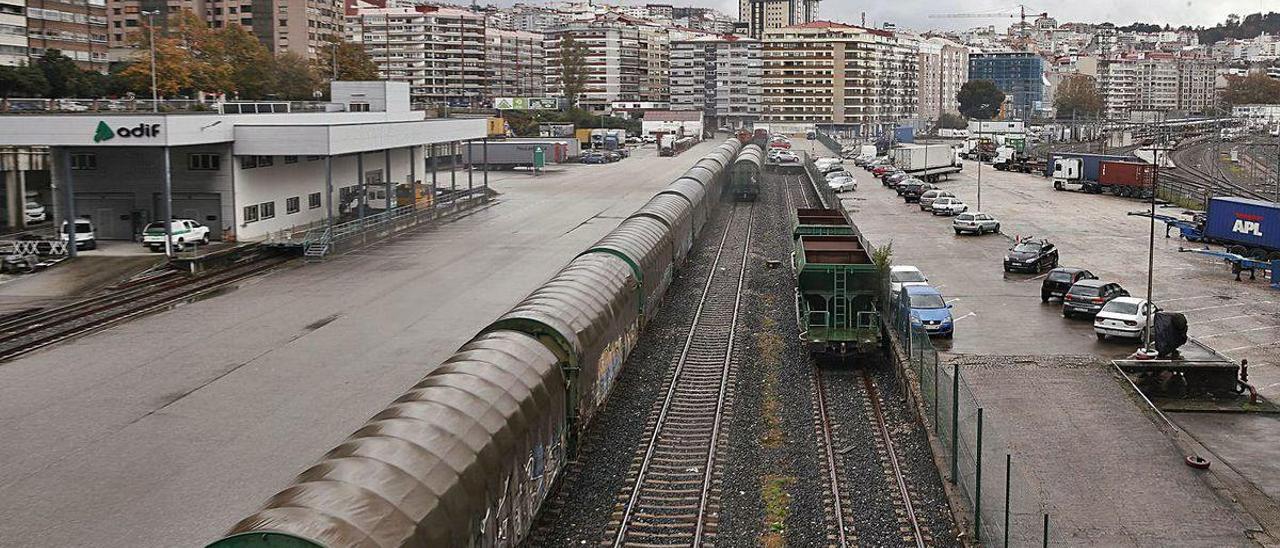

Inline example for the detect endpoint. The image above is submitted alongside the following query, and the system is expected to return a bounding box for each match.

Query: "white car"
[60,218,96,250]
[24,201,46,223]
[142,219,211,252]
[828,176,857,192]
[773,151,799,163]
[1094,297,1158,340]
[931,197,968,216]
[953,212,1001,235]
[919,190,956,211]
[889,265,929,298]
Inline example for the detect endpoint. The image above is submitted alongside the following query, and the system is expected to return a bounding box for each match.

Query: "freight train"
[792,208,883,359]
[207,138,746,548]
[730,144,764,201]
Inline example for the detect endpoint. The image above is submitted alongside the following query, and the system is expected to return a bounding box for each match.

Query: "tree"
[1053,74,1103,119]
[0,65,49,98]
[1221,72,1280,105]
[270,53,322,100]
[119,20,195,98]
[37,50,84,98]
[957,80,1005,120]
[938,112,967,129]
[558,34,588,107]
[315,40,380,82]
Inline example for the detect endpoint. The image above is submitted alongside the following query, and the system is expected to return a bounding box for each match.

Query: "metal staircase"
[303,228,331,261]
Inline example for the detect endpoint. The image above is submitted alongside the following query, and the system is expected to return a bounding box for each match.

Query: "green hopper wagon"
[792,207,856,240]
[795,234,882,359]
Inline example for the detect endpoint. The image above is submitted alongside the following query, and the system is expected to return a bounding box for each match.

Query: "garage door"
[74,193,136,240]
[156,192,223,239]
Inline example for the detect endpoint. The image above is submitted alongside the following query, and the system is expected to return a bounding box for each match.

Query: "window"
[349,102,370,112]
[243,204,259,223]
[260,201,275,219]
[283,155,297,164]
[306,155,324,161]
[307,191,323,209]
[188,153,220,171]
[257,155,273,167]
[70,152,96,170]
[240,155,257,169]
[286,196,300,214]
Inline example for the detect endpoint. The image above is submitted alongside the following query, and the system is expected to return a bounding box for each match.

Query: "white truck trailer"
[889,143,963,182]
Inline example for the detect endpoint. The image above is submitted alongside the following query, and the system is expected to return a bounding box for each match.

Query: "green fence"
[888,296,1052,545]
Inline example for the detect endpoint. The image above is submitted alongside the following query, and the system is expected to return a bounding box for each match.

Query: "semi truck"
[991,147,1038,173]
[1200,197,1280,257]
[889,143,963,182]
[1048,152,1144,193]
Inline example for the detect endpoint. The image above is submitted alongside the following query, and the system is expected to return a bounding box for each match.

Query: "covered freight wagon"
[730,144,764,201]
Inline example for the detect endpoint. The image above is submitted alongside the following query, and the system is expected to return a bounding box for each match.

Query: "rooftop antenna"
[861,12,865,27]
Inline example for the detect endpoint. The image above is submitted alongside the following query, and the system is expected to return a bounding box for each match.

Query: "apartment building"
[485,27,545,98]
[544,14,668,112]
[742,0,817,39]
[669,34,762,129]
[346,3,486,107]
[1097,58,1136,118]
[106,0,341,60]
[1097,54,1219,118]
[968,52,1044,119]
[916,36,968,122]
[760,21,917,135]
[485,3,567,33]
[1177,57,1217,114]
[1133,55,1178,112]
[27,0,107,70]
[0,0,25,66]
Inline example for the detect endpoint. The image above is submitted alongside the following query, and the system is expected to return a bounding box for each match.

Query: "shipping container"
[462,139,578,168]
[1044,152,1137,179]
[576,128,592,146]
[1203,197,1280,254]
[1097,161,1153,188]
[893,126,915,144]
[486,117,507,137]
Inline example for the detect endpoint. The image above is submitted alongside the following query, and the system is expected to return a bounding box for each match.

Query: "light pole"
[142,10,159,113]
[1141,143,1172,358]
[976,103,990,211]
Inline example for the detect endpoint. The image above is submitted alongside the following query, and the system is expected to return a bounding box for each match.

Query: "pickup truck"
[142,219,211,252]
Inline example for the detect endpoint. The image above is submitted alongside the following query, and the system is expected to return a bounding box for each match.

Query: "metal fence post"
[933,356,939,427]
[951,363,960,482]
[975,407,984,542]
[1042,513,1049,547]
[1005,454,1012,547]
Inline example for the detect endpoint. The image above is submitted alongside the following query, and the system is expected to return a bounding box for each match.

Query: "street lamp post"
[142,10,159,113]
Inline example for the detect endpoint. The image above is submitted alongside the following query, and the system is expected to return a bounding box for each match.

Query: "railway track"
[605,201,755,547]
[0,254,290,361]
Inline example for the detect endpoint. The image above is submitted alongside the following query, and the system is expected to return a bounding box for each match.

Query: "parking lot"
[799,139,1280,544]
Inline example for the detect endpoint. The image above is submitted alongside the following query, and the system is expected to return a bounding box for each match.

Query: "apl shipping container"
[1203,197,1280,252]
[1097,161,1154,188]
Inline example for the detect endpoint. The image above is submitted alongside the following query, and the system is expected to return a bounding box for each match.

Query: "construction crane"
[928,5,1048,45]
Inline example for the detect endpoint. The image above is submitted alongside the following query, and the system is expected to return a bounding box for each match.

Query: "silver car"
[931,197,968,216]
[919,190,956,211]
[953,212,1001,234]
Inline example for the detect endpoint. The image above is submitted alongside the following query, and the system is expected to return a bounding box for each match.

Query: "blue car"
[900,285,954,338]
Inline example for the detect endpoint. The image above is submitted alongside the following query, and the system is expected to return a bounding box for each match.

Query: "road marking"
[1198,325,1280,339]
[1181,302,1256,313]
[1225,341,1280,353]
[1192,314,1255,324]
[952,311,977,323]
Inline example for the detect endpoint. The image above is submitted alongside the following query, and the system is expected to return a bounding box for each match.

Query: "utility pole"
[143,10,159,112]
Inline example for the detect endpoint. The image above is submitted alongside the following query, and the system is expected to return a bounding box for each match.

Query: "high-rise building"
[1133,55,1178,112]
[968,52,1044,119]
[106,0,341,60]
[1096,57,1136,118]
[345,3,487,106]
[1096,54,1219,117]
[0,0,27,66]
[27,0,107,70]
[742,0,817,39]
[916,36,968,122]
[485,27,546,98]
[1176,57,1217,114]
[761,21,917,135]
[544,14,668,111]
[670,34,762,129]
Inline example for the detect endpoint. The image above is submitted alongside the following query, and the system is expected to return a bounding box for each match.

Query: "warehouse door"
[156,192,223,239]
[73,193,136,240]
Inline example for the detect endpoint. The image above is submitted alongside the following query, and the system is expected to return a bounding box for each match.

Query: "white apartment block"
[0,0,25,66]
[485,28,546,98]
[544,15,668,112]
[1096,54,1220,118]
[346,4,487,107]
[761,21,917,135]
[916,36,968,122]
[1133,56,1179,112]
[670,35,763,129]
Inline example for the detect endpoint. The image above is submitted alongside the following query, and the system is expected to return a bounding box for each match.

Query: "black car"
[1003,239,1059,273]
[900,181,937,202]
[1041,267,1096,302]
[1062,279,1129,318]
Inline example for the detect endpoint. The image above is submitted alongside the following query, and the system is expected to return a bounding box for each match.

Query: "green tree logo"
[93,121,115,143]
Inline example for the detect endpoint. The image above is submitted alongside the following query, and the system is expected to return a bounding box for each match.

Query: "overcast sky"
[496,0,1274,32]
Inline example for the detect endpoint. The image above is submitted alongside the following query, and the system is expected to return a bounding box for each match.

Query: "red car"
[769,140,791,149]
[872,165,895,177]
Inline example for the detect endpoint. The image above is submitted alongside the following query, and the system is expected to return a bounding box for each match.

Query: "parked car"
[1093,297,1158,340]
[142,219,212,252]
[828,177,857,192]
[1063,279,1130,318]
[884,172,911,188]
[1003,238,1059,273]
[60,218,96,250]
[818,163,846,174]
[890,265,929,297]
[930,197,968,216]
[902,285,954,338]
[769,139,791,149]
[603,151,623,162]
[825,170,855,181]
[918,190,956,211]
[898,180,936,201]
[580,152,608,164]
[774,151,800,163]
[23,201,47,224]
[1041,267,1096,302]
[952,212,1001,235]
[872,165,895,177]
[642,135,657,144]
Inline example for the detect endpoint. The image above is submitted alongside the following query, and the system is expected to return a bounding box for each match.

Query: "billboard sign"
[494,97,560,110]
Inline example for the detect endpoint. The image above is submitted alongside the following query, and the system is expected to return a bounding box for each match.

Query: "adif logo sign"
[1232,212,1264,237]
[92,121,161,143]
